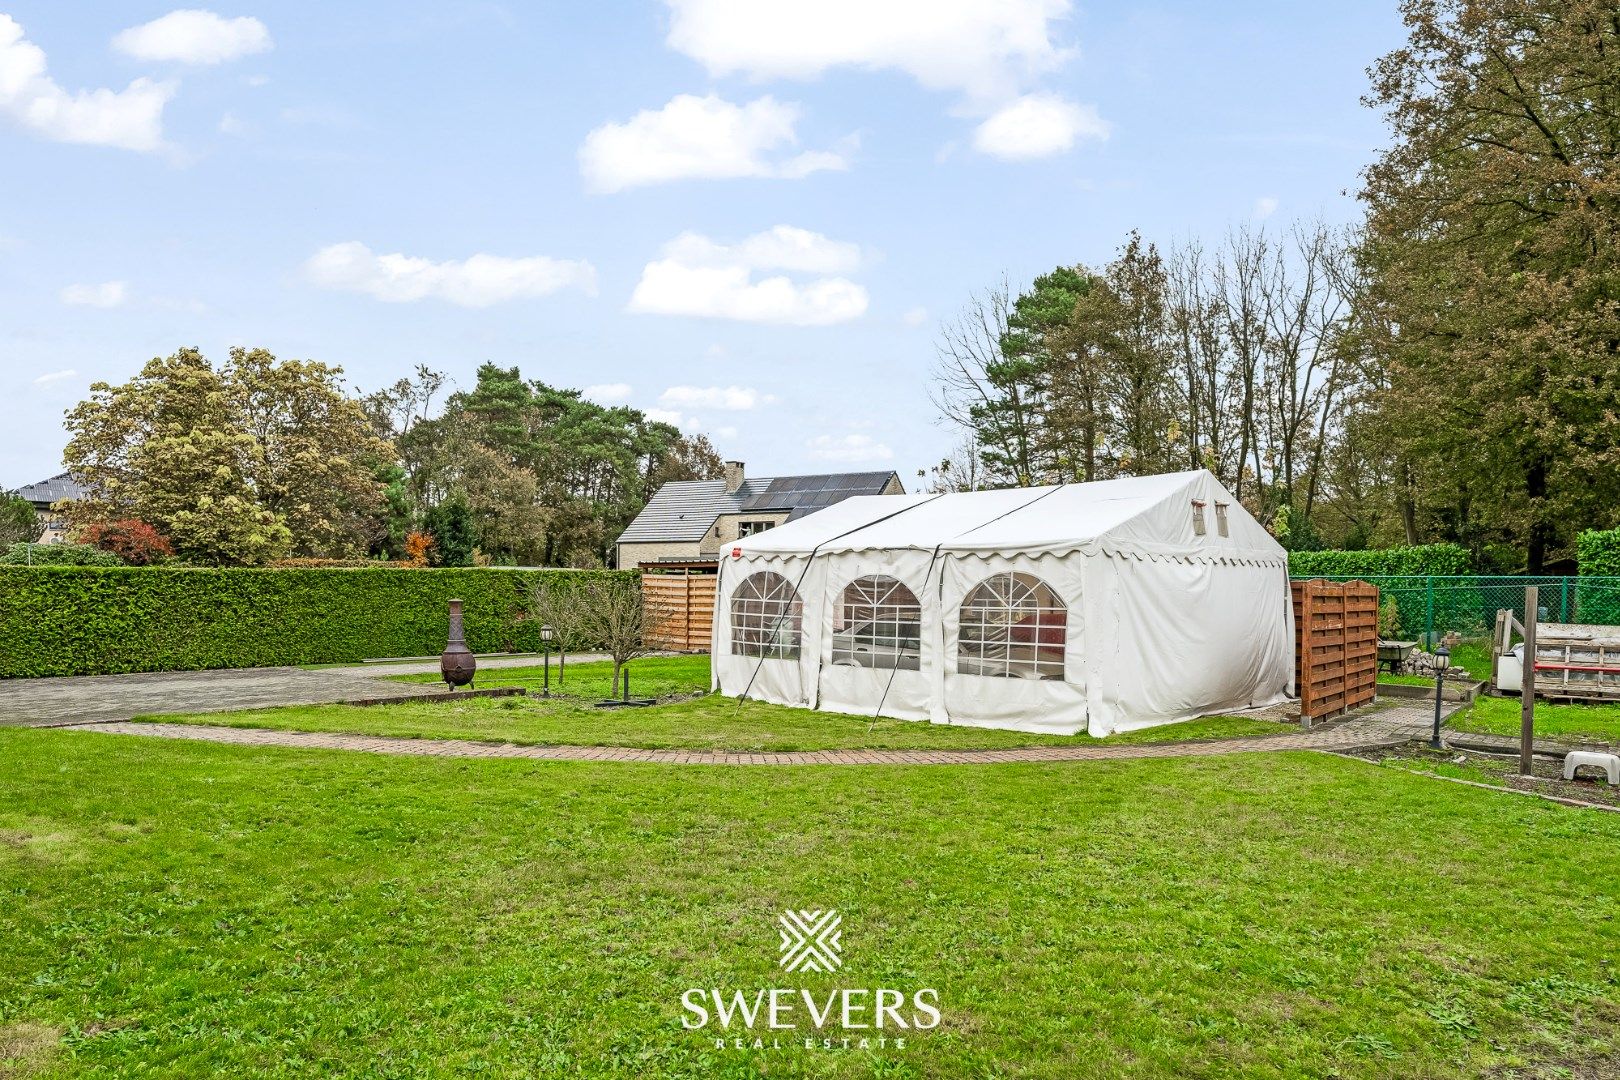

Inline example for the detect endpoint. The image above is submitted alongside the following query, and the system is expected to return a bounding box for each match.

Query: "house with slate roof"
[615,461,903,570]
[11,472,87,544]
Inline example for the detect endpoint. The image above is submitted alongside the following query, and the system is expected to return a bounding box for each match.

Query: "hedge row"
[1577,528,1620,577]
[0,566,636,678]
[1286,544,1472,578]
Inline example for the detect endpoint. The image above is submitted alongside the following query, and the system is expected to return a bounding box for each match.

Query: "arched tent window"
[730,571,803,660]
[831,575,923,670]
[958,573,1066,680]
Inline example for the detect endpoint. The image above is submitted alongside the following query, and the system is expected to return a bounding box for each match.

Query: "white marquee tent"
[709,470,1295,736]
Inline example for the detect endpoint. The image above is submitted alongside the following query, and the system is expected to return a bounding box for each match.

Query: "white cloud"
[662,225,862,275]
[583,382,632,404]
[114,10,272,65]
[664,0,1072,103]
[304,242,596,308]
[807,433,893,463]
[59,281,127,308]
[659,385,776,411]
[579,93,849,194]
[0,15,174,152]
[217,111,246,136]
[31,368,77,386]
[644,407,685,426]
[972,93,1108,159]
[712,425,738,441]
[901,306,929,327]
[629,226,868,326]
[1253,195,1280,220]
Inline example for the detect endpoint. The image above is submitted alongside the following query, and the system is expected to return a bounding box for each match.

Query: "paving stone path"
[64,703,1454,765]
[0,655,611,728]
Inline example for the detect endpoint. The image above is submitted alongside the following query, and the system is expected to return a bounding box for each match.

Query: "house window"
[730,571,802,660]
[1214,502,1230,538]
[957,573,1066,681]
[738,520,776,537]
[1191,500,1207,536]
[832,575,922,671]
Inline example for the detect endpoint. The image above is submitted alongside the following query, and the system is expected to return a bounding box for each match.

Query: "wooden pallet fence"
[643,572,717,652]
[1292,579,1379,721]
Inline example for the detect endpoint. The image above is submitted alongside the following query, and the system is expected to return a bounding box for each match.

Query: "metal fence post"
[1425,576,1435,647]
[1560,578,1570,622]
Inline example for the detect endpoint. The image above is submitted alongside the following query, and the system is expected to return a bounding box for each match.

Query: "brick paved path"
[66,703,1452,765]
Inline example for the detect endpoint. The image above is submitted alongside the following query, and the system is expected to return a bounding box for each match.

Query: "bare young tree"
[930,278,1044,487]
[529,576,672,697]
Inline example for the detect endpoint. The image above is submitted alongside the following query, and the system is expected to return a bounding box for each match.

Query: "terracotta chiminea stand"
[440,599,476,691]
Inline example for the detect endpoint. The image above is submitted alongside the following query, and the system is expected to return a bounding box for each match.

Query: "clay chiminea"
[440,599,476,690]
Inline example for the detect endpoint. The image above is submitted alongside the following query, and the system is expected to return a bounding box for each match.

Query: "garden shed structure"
[710,470,1295,736]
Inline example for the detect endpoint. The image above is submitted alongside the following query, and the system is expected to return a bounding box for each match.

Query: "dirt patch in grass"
[1347,744,1620,809]
[0,1022,61,1078]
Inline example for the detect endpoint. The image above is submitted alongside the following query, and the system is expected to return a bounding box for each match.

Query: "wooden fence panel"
[644,573,717,652]
[1293,579,1378,721]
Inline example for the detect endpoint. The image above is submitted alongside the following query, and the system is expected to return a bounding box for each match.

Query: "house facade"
[13,472,86,544]
[615,461,904,571]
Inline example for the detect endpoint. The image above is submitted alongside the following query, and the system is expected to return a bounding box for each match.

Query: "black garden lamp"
[540,623,555,697]
[1429,645,1451,749]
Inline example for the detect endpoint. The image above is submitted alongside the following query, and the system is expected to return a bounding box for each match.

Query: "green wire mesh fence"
[1286,575,1620,647]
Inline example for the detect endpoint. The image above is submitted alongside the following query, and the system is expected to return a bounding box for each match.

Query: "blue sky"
[0,2,1403,491]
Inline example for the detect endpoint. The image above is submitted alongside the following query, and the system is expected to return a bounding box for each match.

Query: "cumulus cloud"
[807,433,893,463]
[644,407,686,427]
[583,382,633,404]
[1253,195,1280,220]
[0,15,174,152]
[31,368,78,386]
[659,385,776,411]
[304,242,596,308]
[662,225,862,275]
[972,93,1108,159]
[629,226,868,326]
[664,0,1072,103]
[580,93,849,193]
[59,281,127,307]
[114,10,272,65]
[901,306,929,327]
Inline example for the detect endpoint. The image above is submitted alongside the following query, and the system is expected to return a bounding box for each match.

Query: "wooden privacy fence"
[643,572,716,652]
[1292,579,1378,722]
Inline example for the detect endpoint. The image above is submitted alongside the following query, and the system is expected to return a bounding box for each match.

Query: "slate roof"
[617,471,900,544]
[13,472,87,509]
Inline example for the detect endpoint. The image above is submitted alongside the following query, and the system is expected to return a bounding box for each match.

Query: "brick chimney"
[723,461,745,493]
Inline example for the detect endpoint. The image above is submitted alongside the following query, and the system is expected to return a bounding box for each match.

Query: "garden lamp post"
[1429,645,1451,749]
[540,623,554,697]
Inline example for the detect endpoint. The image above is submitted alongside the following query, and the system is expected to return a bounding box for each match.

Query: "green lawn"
[1,730,1617,1078]
[1450,694,1620,747]
[139,655,1292,752]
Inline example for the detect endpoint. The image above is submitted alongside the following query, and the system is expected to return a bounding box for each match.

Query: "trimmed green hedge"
[1578,528,1620,577]
[1287,544,1472,578]
[0,567,636,678]
[1576,529,1620,624]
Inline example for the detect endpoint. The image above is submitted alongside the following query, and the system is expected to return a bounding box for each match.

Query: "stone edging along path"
[62,704,1450,766]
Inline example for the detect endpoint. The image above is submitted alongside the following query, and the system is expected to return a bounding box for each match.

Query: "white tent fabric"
[710,470,1295,736]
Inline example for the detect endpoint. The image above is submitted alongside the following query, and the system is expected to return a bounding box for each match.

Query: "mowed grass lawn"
[1450,694,1620,747]
[2,729,1618,1078]
[137,656,1292,752]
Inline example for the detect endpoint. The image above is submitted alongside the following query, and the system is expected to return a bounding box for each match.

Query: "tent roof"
[728,470,1285,565]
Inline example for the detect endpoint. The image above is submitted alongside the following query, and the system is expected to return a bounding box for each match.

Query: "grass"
[138,655,1293,752]
[1449,694,1620,747]
[1,729,1618,1078]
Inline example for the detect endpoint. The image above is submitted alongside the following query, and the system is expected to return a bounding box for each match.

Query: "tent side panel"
[1087,554,1292,736]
